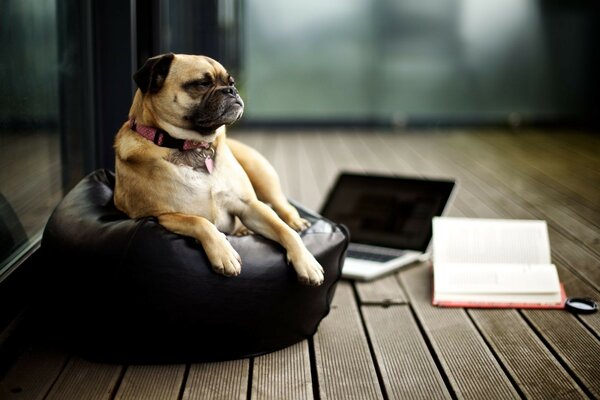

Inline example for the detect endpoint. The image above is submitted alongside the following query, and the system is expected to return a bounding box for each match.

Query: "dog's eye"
[183,80,212,91]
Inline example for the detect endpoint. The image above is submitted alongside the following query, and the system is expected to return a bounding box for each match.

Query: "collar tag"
[199,145,215,174]
[205,157,214,174]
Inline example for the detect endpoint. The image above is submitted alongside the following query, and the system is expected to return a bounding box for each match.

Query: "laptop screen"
[319,172,456,253]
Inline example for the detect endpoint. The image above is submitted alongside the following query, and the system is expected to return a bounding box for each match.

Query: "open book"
[431,217,566,308]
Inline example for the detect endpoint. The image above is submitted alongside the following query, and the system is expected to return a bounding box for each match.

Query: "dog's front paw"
[204,233,242,277]
[288,249,324,286]
[233,225,254,236]
[277,205,311,232]
[286,216,311,232]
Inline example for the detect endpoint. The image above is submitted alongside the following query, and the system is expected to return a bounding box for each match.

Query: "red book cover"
[432,283,567,309]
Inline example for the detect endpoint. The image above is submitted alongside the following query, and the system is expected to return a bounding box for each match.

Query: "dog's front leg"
[227,138,310,232]
[158,213,242,277]
[240,200,324,286]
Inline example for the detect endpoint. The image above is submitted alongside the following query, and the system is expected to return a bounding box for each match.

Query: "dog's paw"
[286,216,311,232]
[288,249,324,286]
[204,233,242,277]
[233,225,254,236]
[277,205,311,232]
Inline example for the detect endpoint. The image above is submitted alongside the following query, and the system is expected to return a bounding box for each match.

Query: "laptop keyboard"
[346,249,407,263]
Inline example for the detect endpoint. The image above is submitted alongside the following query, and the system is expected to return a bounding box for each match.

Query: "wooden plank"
[362,305,451,399]
[463,131,600,225]
[367,131,455,181]
[313,281,384,399]
[114,364,185,400]
[45,356,123,400]
[578,309,600,340]
[541,131,600,163]
[450,147,600,262]
[421,131,600,257]
[313,131,360,209]
[439,131,598,228]
[0,346,69,400]
[339,131,393,176]
[400,264,520,399]
[479,131,600,204]
[516,131,600,181]
[310,131,343,208]
[548,228,600,290]
[292,131,322,210]
[182,359,249,400]
[368,131,418,176]
[522,309,600,398]
[355,274,407,305]
[229,129,265,149]
[469,309,588,400]
[252,340,313,400]
[431,131,600,227]
[323,131,367,174]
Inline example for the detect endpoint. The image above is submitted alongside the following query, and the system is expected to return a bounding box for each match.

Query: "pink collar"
[129,118,211,151]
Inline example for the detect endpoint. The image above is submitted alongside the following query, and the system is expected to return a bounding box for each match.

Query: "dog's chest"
[174,164,245,232]
[167,149,212,172]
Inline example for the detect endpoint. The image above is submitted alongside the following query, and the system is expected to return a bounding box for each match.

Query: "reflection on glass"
[0,0,62,275]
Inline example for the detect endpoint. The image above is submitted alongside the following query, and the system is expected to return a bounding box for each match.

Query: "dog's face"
[134,53,244,136]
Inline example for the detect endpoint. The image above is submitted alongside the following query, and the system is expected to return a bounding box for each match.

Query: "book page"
[432,217,551,265]
[433,263,561,294]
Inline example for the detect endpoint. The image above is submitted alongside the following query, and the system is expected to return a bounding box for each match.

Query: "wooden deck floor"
[1,129,599,399]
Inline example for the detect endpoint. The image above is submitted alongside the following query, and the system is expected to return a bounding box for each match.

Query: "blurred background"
[0,0,598,282]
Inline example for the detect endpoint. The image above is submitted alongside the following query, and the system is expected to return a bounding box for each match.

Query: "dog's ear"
[133,53,175,94]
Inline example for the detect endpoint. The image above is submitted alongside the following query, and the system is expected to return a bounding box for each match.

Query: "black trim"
[92,0,137,172]
[134,0,161,71]
[56,0,96,192]
[156,132,186,150]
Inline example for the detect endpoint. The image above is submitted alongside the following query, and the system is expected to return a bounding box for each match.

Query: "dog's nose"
[220,86,238,97]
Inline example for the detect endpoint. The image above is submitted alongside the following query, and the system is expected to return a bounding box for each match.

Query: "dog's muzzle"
[187,87,244,132]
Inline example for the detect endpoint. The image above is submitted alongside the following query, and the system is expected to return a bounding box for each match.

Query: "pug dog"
[113,53,324,286]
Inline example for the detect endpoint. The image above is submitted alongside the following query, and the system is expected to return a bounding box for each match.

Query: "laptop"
[319,172,457,281]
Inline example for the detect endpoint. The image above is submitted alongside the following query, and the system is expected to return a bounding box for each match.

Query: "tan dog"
[113,53,324,286]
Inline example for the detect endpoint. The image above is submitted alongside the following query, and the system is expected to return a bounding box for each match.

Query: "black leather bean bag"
[39,169,348,364]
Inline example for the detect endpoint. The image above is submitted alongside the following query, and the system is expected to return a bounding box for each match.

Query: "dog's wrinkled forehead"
[133,53,230,94]
[167,54,228,86]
